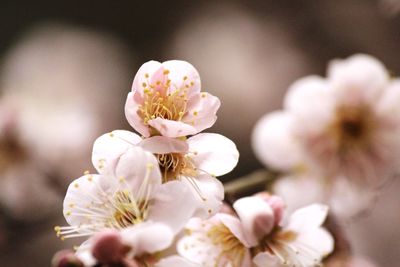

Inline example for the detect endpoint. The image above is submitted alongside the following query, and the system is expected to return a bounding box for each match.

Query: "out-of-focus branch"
[223,169,278,204]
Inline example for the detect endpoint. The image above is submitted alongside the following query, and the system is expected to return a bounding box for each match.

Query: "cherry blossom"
[253,54,400,187]
[125,60,220,138]
[55,146,196,263]
[178,195,333,267]
[92,130,239,217]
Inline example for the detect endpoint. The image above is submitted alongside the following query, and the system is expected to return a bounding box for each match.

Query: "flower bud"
[51,249,84,267]
[92,230,131,264]
[253,212,275,238]
[255,192,285,225]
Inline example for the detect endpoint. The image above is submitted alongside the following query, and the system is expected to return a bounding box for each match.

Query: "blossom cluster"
[53,60,334,267]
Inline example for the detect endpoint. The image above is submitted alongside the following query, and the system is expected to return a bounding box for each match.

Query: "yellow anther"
[190,81,194,86]
[193,111,198,116]
[84,170,90,175]
[183,76,188,80]
[156,80,161,85]
[69,203,75,208]
[142,82,147,87]
[119,176,125,182]
[145,73,149,78]
[74,183,79,188]
[87,175,93,181]
[201,93,207,98]
[109,132,114,137]
[163,69,170,75]
[66,211,72,216]
[54,226,61,232]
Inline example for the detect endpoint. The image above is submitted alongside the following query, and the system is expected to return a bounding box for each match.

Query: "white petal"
[162,60,201,97]
[63,174,116,229]
[155,256,200,267]
[121,222,174,256]
[92,130,141,173]
[376,79,400,122]
[139,136,188,154]
[183,174,224,218]
[293,227,334,259]
[233,196,274,246]
[148,117,198,138]
[328,54,389,104]
[187,133,239,176]
[286,204,329,232]
[252,112,303,171]
[125,91,150,137]
[218,213,252,248]
[183,92,220,133]
[149,181,197,233]
[114,146,161,197]
[75,240,97,266]
[132,60,162,94]
[253,252,282,267]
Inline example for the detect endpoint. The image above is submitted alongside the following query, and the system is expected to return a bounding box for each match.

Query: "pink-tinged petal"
[75,240,97,267]
[286,204,329,231]
[183,92,220,133]
[162,60,201,97]
[376,79,400,122]
[253,252,282,267]
[182,174,224,218]
[187,133,238,176]
[92,130,141,173]
[139,136,188,154]
[132,61,162,94]
[148,117,198,138]
[217,213,252,248]
[149,181,197,233]
[328,54,388,104]
[232,196,274,246]
[125,92,150,137]
[252,112,303,171]
[114,147,162,196]
[155,256,200,267]
[63,174,116,229]
[121,222,174,256]
[284,76,329,112]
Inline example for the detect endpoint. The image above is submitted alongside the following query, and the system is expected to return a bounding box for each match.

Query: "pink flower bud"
[92,230,131,264]
[253,212,275,237]
[255,192,285,225]
[51,249,84,267]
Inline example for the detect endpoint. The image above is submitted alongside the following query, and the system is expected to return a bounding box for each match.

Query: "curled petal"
[139,136,188,154]
[148,117,198,138]
[125,92,150,137]
[187,133,239,176]
[233,196,274,246]
[183,92,220,133]
[92,130,141,173]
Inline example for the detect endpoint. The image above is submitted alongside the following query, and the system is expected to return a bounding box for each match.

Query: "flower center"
[138,71,195,133]
[330,105,374,152]
[207,223,247,267]
[112,190,147,228]
[157,153,197,183]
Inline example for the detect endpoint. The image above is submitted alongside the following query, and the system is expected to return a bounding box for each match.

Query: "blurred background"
[0,0,400,266]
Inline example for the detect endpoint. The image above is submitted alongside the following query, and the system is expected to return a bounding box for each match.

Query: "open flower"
[55,146,196,260]
[92,130,239,217]
[178,195,334,267]
[177,214,253,267]
[125,60,220,138]
[253,54,400,187]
